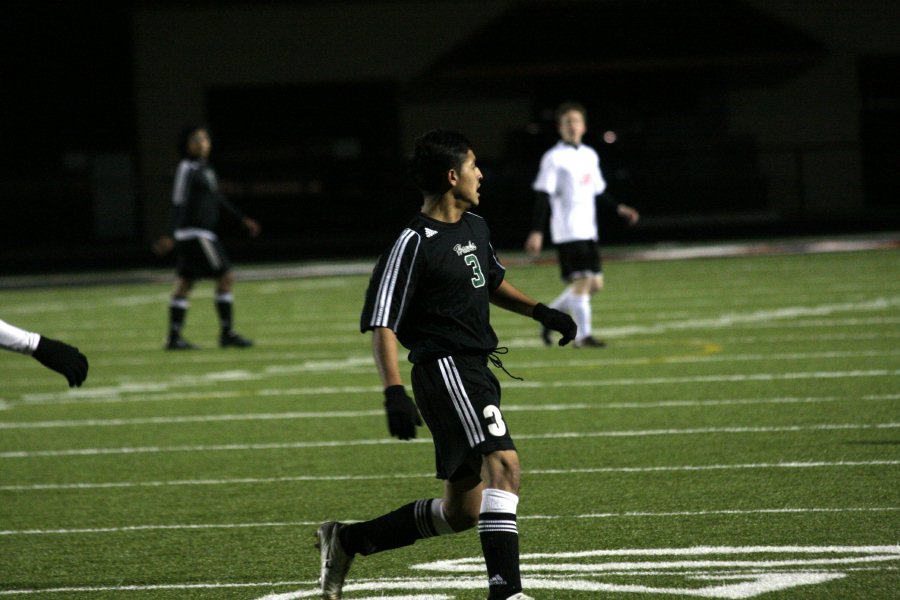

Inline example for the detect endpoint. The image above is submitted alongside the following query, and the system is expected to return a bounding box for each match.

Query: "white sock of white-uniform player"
[548,286,573,313]
[570,293,592,341]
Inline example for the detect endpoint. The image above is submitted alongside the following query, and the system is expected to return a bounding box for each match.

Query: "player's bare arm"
[371,326,403,387]
[489,279,539,316]
[617,203,640,225]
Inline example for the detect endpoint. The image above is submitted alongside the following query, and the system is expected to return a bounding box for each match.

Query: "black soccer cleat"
[574,335,606,348]
[165,337,197,350]
[316,521,354,599]
[220,331,253,348]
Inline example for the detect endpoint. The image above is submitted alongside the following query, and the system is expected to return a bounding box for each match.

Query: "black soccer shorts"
[411,354,516,481]
[175,237,232,279]
[557,239,602,281]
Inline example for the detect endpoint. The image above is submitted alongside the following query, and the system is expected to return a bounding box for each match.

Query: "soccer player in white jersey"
[525,102,639,347]
[0,319,88,386]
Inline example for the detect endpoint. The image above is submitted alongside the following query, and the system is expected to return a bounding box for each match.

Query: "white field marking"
[504,349,900,369]
[0,580,317,596]
[2,507,897,537]
[56,347,900,376]
[3,422,898,458]
[524,506,900,521]
[6,293,897,399]
[3,394,898,431]
[258,368,900,399]
[10,390,900,411]
[395,545,900,599]
[57,313,900,353]
[0,520,321,536]
[2,460,897,492]
[6,335,898,403]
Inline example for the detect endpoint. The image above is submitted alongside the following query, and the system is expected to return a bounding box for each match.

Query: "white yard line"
[2,460,897,492]
[10,366,896,408]
[2,508,897,537]
[2,422,898,457]
[0,580,317,596]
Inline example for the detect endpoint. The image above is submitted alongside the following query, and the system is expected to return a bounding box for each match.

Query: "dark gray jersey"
[169,159,243,239]
[360,212,506,364]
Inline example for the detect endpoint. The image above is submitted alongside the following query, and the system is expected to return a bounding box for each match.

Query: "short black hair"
[178,124,209,158]
[408,129,472,195]
[555,101,587,123]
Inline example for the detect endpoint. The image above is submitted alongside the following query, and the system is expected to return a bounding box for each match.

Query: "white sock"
[480,488,519,515]
[571,293,592,340]
[548,287,573,313]
[429,498,456,535]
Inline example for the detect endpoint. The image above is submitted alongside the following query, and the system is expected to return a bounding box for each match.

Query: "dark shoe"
[220,331,253,348]
[316,521,354,600]
[165,337,197,350]
[574,336,606,348]
[540,326,552,347]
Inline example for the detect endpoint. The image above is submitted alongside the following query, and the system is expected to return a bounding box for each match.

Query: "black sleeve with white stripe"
[360,228,422,333]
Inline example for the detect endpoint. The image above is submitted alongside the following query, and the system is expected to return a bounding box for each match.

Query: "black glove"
[32,336,89,387]
[532,303,577,346]
[384,384,422,440]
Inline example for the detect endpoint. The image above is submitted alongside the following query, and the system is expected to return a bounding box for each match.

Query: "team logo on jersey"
[453,241,477,256]
[425,228,438,238]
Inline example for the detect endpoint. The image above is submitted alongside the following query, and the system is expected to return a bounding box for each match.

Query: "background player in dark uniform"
[153,125,260,350]
[315,130,577,600]
[1,318,88,387]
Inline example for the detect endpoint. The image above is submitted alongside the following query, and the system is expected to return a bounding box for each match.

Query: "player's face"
[558,110,586,145]
[451,149,483,207]
[187,129,211,159]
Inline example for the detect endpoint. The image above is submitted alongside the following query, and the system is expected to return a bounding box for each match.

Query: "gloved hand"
[531,303,577,346]
[32,336,89,387]
[384,384,422,440]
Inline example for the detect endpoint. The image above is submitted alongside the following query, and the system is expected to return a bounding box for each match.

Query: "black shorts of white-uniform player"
[163,127,256,350]
[314,129,576,600]
[556,239,602,283]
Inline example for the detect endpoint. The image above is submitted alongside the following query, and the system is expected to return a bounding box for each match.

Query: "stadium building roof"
[420,0,826,86]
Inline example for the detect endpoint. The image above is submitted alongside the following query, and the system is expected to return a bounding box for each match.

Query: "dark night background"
[1,0,898,274]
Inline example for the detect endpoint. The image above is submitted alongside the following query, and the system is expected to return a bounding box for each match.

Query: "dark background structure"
[2,0,898,273]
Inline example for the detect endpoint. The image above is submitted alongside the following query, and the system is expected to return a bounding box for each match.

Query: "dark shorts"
[175,238,231,279]
[557,240,602,281]
[411,354,516,481]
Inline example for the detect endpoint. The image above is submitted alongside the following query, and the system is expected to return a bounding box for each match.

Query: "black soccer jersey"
[169,159,244,239]
[360,212,506,364]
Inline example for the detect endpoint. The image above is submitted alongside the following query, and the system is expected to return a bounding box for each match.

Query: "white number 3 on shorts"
[483,405,507,437]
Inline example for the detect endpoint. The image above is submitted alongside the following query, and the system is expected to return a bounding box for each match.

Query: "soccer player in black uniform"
[153,126,260,350]
[316,130,577,600]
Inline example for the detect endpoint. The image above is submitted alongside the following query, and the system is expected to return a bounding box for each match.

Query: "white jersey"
[532,141,607,244]
[0,319,40,355]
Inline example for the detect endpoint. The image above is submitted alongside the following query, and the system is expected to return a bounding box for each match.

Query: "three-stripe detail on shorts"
[437,357,485,448]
